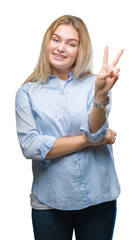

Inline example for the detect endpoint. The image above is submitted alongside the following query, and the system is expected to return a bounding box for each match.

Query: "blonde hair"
[24,15,93,85]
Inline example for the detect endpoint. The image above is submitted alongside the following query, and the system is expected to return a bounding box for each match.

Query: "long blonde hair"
[24,15,93,85]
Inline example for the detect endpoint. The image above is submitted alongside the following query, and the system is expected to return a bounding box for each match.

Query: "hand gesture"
[95,46,124,102]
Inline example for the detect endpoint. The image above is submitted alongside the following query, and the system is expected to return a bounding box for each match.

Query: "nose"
[57,42,65,52]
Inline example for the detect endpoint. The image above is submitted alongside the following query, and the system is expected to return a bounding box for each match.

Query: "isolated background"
[1,0,138,239]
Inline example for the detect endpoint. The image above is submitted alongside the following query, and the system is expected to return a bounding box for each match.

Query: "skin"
[48,24,79,80]
[46,129,117,159]
[89,46,124,133]
[95,46,124,102]
[45,25,124,159]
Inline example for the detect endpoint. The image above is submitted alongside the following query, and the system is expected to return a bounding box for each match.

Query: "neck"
[51,67,72,81]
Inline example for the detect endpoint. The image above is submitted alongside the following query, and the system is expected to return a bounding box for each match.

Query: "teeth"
[53,54,65,58]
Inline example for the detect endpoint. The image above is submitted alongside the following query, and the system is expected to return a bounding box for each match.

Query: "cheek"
[69,49,78,61]
[48,41,56,53]
[48,44,55,60]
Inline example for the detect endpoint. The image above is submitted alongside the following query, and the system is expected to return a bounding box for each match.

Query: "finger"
[107,140,115,145]
[99,67,114,79]
[113,67,120,74]
[112,131,117,136]
[99,71,112,79]
[103,46,109,65]
[109,129,117,136]
[107,137,116,145]
[109,72,120,80]
[110,74,119,87]
[112,49,124,67]
[104,66,120,79]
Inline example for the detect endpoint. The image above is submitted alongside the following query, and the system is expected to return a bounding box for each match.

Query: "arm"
[16,85,106,162]
[15,86,57,161]
[46,128,117,159]
[89,46,124,133]
[88,105,107,134]
[15,85,105,162]
[46,135,89,159]
[15,83,116,163]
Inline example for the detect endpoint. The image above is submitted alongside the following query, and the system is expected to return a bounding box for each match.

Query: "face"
[48,24,79,78]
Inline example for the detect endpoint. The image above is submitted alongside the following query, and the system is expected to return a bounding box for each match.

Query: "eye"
[68,43,75,47]
[52,38,59,42]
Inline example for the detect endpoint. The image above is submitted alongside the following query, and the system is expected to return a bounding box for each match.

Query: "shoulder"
[85,74,97,81]
[80,74,97,86]
[77,74,97,91]
[15,82,39,109]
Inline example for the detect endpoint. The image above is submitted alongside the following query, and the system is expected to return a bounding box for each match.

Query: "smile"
[53,53,67,59]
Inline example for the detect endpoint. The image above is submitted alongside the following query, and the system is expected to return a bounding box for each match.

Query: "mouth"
[53,53,67,59]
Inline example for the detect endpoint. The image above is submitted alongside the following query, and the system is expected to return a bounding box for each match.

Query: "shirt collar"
[49,72,73,81]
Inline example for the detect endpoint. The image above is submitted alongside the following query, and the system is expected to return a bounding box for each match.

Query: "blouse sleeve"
[80,113,109,143]
[15,86,57,166]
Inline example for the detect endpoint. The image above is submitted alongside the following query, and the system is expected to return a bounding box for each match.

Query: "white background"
[0,0,139,239]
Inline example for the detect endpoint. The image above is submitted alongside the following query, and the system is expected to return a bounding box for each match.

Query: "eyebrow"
[52,34,79,43]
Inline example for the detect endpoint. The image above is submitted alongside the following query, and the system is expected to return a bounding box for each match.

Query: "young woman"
[15,15,124,240]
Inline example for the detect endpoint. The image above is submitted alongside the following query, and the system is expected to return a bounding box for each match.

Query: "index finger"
[103,46,109,65]
[112,49,124,66]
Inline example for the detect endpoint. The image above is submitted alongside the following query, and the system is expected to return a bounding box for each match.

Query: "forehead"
[53,24,79,41]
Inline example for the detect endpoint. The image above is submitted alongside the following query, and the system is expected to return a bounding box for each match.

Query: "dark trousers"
[32,200,116,240]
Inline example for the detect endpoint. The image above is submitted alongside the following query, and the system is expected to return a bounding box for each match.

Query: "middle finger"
[112,49,124,67]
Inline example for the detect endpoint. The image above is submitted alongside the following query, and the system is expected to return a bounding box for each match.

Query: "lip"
[53,53,67,59]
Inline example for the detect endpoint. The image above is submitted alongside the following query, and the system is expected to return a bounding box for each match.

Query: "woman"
[15,15,124,240]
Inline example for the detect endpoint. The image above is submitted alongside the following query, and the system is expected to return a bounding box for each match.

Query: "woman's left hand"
[95,46,124,102]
